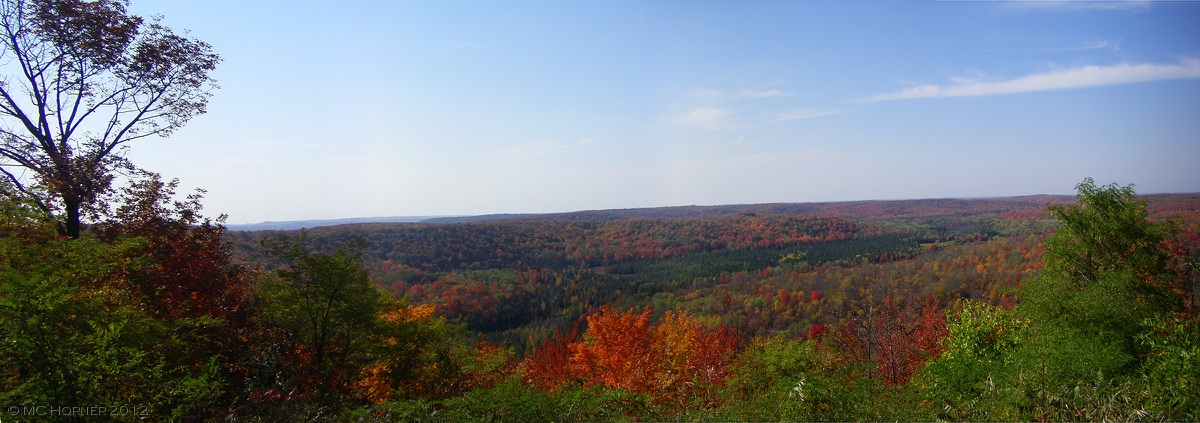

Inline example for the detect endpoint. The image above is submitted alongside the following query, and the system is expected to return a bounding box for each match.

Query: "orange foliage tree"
[657,312,741,408]
[569,305,656,392]
[521,305,741,408]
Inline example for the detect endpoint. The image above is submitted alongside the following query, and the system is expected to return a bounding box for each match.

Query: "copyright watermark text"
[6,404,148,417]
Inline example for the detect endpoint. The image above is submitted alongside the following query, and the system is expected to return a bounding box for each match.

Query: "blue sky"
[124,0,1200,224]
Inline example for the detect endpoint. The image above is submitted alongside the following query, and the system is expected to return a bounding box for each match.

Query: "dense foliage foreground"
[2,178,1199,422]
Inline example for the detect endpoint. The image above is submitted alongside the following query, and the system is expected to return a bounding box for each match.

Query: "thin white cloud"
[671,106,843,130]
[1070,38,1119,52]
[671,107,730,128]
[774,107,844,122]
[689,88,793,102]
[863,59,1200,102]
[1001,0,1152,12]
[733,136,758,148]
[984,38,1121,55]
[737,89,791,98]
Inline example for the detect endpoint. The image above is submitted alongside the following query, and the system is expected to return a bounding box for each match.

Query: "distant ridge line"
[225,193,1200,231]
[421,195,1079,224]
[226,215,459,231]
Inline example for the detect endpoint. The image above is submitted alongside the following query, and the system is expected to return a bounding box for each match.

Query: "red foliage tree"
[519,324,580,391]
[685,323,741,407]
[834,295,947,386]
[807,323,827,339]
[95,173,251,321]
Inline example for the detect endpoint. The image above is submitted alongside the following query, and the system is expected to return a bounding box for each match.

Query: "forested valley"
[5,174,1197,421]
[0,1,1197,421]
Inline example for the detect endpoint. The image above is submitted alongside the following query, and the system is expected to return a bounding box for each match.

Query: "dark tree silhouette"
[0,0,218,238]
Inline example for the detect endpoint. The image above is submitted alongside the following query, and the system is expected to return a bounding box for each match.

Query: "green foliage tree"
[720,335,880,422]
[920,179,1196,421]
[345,380,653,423]
[1042,179,1178,296]
[0,192,227,420]
[918,301,1029,421]
[1017,179,1180,388]
[0,0,219,238]
[1135,314,1200,420]
[258,232,388,403]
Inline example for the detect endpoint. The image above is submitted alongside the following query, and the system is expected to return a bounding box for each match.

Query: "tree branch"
[0,164,55,220]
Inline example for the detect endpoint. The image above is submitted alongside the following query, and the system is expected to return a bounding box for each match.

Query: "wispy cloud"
[733,136,758,148]
[674,86,838,129]
[862,59,1200,102]
[999,0,1152,12]
[671,107,730,129]
[985,38,1121,55]
[690,87,793,101]
[1070,38,1120,52]
[671,106,843,129]
[774,107,844,122]
[737,89,791,98]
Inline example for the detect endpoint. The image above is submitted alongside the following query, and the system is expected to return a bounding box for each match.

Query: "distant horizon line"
[224,190,1200,230]
[225,193,1078,230]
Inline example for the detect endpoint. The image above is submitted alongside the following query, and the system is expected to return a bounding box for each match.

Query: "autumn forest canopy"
[1,0,1200,422]
[5,175,1200,422]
